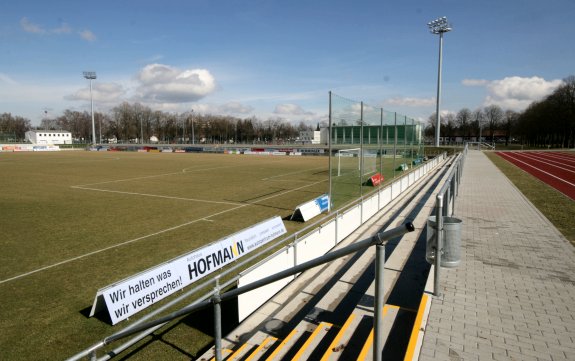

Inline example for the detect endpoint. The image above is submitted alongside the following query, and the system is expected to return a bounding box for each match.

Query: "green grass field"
[0,148,424,360]
[1,151,336,360]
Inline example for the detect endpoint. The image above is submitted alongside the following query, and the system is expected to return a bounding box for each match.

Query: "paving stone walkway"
[419,150,575,361]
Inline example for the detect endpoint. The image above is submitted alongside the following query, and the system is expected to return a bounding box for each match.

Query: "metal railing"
[67,223,415,361]
[433,144,467,297]
[66,153,444,361]
[467,141,495,150]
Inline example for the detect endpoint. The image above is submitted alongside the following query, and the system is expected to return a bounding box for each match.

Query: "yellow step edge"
[245,336,278,361]
[291,321,333,361]
[209,348,232,361]
[265,328,298,361]
[321,313,357,361]
[356,305,397,361]
[225,343,249,360]
[403,293,430,361]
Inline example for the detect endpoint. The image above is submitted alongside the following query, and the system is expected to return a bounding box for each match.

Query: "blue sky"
[1,0,573,126]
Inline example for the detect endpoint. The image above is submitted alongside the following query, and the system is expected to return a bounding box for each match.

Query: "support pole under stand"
[213,281,222,361]
[434,195,444,297]
[373,241,386,361]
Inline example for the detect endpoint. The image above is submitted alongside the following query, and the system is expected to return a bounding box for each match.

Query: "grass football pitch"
[1,151,335,360]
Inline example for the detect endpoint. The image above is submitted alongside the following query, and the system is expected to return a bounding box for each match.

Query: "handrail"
[67,223,415,361]
[467,141,495,150]
[433,143,467,297]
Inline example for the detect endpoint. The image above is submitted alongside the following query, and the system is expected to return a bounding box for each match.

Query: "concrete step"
[199,157,454,361]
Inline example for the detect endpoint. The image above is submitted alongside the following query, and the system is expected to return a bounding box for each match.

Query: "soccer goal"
[336,148,378,177]
[336,148,360,176]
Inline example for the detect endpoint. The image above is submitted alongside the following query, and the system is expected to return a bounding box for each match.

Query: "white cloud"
[219,102,253,114]
[384,97,435,107]
[135,64,217,103]
[461,79,489,86]
[53,23,72,34]
[488,76,562,101]
[78,29,97,41]
[65,82,127,103]
[0,73,19,86]
[20,17,95,41]
[273,103,314,116]
[20,17,46,34]
[463,76,564,110]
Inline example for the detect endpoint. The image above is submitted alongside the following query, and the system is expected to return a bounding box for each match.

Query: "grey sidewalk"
[419,150,575,361]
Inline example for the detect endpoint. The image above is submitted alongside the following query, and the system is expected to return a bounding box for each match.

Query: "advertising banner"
[290,194,330,222]
[92,216,287,324]
[369,173,383,186]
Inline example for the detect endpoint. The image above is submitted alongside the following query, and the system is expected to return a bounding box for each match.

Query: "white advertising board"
[91,216,287,324]
[290,194,330,222]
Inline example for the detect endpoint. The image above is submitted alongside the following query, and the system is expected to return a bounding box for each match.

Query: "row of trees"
[4,103,316,144]
[518,76,575,148]
[425,105,518,145]
[4,77,573,148]
[426,76,575,148]
[0,113,32,141]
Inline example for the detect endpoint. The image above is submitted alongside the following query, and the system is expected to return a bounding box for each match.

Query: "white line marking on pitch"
[0,178,326,284]
[73,164,245,188]
[71,185,243,206]
[261,166,326,181]
[74,171,185,187]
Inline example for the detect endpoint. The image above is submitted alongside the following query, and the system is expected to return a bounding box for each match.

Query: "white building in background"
[299,129,329,145]
[25,130,72,145]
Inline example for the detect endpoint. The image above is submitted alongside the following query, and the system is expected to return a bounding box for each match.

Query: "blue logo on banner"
[314,195,329,212]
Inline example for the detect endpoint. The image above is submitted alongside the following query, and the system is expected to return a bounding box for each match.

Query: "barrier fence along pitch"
[68,153,446,361]
[433,144,467,297]
[73,224,415,361]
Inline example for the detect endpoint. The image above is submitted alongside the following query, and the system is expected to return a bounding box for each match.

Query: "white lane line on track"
[532,152,575,166]
[499,152,575,187]
[0,178,327,284]
[514,153,575,173]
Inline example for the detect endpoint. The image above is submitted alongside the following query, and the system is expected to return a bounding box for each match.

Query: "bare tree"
[483,105,504,143]
[0,113,31,140]
[455,108,472,140]
[472,109,484,141]
[503,110,519,146]
[443,113,456,144]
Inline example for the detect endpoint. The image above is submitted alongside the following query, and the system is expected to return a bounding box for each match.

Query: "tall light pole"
[428,16,451,147]
[83,71,97,144]
[191,109,195,145]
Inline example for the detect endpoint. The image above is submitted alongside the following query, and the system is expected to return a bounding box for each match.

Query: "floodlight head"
[83,71,97,79]
[427,16,452,34]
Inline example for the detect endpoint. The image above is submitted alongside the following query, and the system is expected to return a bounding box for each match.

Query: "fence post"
[434,195,443,298]
[445,186,451,217]
[373,241,385,361]
[451,176,457,215]
[213,278,222,361]
[293,234,298,266]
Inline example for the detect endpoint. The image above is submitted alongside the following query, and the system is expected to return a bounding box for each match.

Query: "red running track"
[495,151,575,201]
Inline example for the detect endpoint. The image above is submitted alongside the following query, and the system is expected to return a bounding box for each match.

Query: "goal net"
[336,148,377,177]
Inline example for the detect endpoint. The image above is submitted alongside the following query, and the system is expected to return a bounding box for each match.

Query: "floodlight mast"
[428,17,451,147]
[83,71,97,145]
[191,109,195,144]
